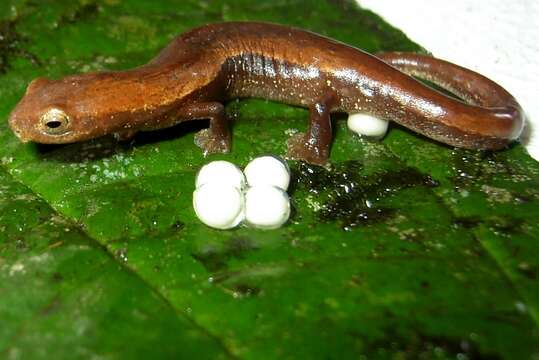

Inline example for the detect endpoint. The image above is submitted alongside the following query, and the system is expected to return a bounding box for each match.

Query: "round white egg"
[244,185,290,229]
[196,160,246,190]
[193,183,244,229]
[347,113,389,138]
[244,156,290,191]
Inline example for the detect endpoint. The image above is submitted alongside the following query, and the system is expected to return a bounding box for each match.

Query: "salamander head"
[8,74,120,144]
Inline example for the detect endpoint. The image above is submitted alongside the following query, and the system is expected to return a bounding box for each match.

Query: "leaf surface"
[1,1,538,359]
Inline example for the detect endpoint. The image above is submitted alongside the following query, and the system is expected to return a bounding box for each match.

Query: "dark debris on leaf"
[57,2,100,26]
[292,160,438,230]
[0,19,40,73]
[192,236,259,273]
[450,148,517,190]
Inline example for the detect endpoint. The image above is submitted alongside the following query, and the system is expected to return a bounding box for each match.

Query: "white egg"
[196,160,246,190]
[193,183,244,229]
[244,155,290,191]
[244,185,290,229]
[347,113,389,138]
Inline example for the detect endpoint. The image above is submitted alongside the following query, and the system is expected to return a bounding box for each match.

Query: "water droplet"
[515,301,527,313]
[115,248,128,262]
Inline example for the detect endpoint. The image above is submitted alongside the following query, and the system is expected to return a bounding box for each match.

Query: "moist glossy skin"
[8,22,524,165]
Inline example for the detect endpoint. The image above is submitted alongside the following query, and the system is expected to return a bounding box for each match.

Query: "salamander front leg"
[287,95,335,165]
[182,102,230,155]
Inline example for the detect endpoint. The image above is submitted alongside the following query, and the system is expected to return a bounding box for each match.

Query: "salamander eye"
[40,108,70,135]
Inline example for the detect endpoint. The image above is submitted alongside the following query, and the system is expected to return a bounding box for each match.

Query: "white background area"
[357,0,539,161]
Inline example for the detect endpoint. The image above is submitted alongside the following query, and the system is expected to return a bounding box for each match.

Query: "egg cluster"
[193,156,291,230]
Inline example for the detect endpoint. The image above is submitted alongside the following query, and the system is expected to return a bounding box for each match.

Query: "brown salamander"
[8,22,524,165]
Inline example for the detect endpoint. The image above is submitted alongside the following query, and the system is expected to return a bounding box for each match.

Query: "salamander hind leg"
[184,102,231,155]
[287,93,336,166]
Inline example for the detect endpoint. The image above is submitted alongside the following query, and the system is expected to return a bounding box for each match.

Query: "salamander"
[8,21,524,165]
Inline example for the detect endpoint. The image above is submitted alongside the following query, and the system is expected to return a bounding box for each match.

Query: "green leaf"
[1,0,539,359]
[0,167,229,359]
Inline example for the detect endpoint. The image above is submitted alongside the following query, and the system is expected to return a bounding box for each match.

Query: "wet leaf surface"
[1,0,538,358]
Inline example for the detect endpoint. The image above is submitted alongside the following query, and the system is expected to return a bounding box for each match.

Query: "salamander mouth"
[7,113,29,143]
[10,127,29,143]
